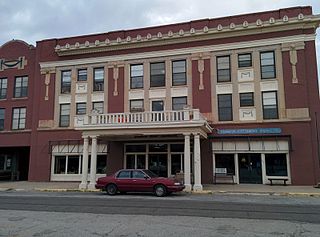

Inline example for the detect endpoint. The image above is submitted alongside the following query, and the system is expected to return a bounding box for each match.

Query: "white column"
[286,153,291,184]
[234,153,239,184]
[183,133,192,191]
[193,134,202,191]
[79,136,89,189]
[261,153,267,184]
[88,135,98,190]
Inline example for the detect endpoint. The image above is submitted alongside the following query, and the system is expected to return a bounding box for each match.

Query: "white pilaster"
[193,134,202,191]
[261,153,267,184]
[183,133,192,191]
[234,153,239,184]
[79,136,89,189]
[286,153,291,184]
[88,135,98,190]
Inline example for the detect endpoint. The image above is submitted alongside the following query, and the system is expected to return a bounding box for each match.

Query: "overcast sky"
[0,0,319,74]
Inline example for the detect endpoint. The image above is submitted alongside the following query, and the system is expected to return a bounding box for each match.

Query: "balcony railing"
[74,109,207,128]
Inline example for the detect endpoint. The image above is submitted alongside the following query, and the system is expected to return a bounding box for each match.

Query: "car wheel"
[154,184,167,197]
[106,184,117,195]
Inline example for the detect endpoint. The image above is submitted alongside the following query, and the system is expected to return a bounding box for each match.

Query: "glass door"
[148,154,168,177]
[238,153,262,184]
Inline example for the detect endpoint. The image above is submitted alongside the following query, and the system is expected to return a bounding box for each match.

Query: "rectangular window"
[92,102,104,114]
[67,155,80,174]
[260,51,276,79]
[97,155,107,174]
[266,154,287,176]
[0,109,4,130]
[218,94,233,121]
[76,103,86,115]
[59,104,70,127]
[215,154,235,175]
[262,91,278,119]
[130,99,144,112]
[0,78,7,99]
[77,69,87,81]
[217,56,231,82]
[172,96,187,110]
[14,76,28,98]
[61,70,71,93]
[150,62,165,87]
[93,68,104,91]
[238,53,252,68]
[12,107,26,130]
[130,64,143,89]
[172,60,186,86]
[152,100,164,111]
[54,156,66,174]
[240,92,254,107]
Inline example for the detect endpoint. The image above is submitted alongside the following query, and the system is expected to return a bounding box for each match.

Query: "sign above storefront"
[217,128,282,135]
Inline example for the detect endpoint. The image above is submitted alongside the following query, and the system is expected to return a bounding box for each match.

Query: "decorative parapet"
[54,14,320,56]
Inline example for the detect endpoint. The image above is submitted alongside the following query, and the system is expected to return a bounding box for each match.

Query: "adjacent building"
[1,6,320,190]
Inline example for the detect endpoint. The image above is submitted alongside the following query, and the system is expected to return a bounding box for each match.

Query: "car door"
[115,170,132,191]
[132,170,152,192]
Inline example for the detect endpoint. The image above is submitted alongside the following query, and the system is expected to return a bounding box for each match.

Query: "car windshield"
[143,169,158,178]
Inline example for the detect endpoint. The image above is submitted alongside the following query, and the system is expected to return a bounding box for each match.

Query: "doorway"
[238,153,262,184]
[148,154,167,177]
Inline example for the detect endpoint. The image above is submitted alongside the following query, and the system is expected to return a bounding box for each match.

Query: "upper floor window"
[172,60,186,86]
[217,56,231,82]
[76,103,86,115]
[93,102,104,114]
[130,99,144,112]
[238,53,252,68]
[61,70,71,94]
[0,78,7,99]
[14,76,28,98]
[130,64,143,89]
[12,107,26,130]
[262,91,278,119]
[59,104,70,127]
[240,92,254,107]
[152,100,164,111]
[260,51,276,79]
[0,108,4,130]
[172,97,187,110]
[218,94,233,121]
[77,69,87,81]
[150,62,165,87]
[93,68,104,91]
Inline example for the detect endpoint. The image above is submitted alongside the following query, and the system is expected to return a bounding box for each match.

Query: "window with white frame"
[76,103,86,115]
[59,104,70,127]
[93,68,104,91]
[172,97,187,110]
[14,76,28,98]
[217,56,231,82]
[77,69,87,81]
[12,107,26,130]
[262,91,278,119]
[260,51,276,79]
[130,99,144,112]
[240,92,254,107]
[238,53,252,68]
[0,78,7,99]
[172,60,186,86]
[150,62,165,87]
[218,94,233,121]
[130,64,143,89]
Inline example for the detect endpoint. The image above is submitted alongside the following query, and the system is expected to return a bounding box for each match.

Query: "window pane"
[54,156,66,174]
[170,144,184,152]
[61,71,71,93]
[0,78,7,99]
[67,156,80,174]
[215,154,235,175]
[0,109,4,130]
[172,97,187,110]
[126,145,146,152]
[262,92,278,119]
[172,60,186,86]
[238,53,252,67]
[76,103,86,115]
[132,170,145,178]
[60,104,70,127]
[149,144,167,152]
[150,62,165,87]
[77,69,87,81]
[93,102,104,114]
[93,68,104,91]
[171,154,183,175]
[130,99,144,112]
[240,93,254,107]
[97,155,107,174]
[131,64,143,77]
[117,170,131,178]
[260,51,276,79]
[136,155,145,169]
[218,94,232,121]
[266,154,287,176]
[152,100,164,111]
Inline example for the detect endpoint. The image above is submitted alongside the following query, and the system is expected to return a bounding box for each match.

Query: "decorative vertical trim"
[113,65,119,96]
[289,48,298,83]
[44,73,51,100]
[198,59,204,90]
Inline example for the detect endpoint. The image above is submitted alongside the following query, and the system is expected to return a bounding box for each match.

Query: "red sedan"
[95,169,185,197]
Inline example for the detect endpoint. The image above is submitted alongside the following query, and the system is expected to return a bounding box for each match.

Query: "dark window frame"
[240,92,254,107]
[151,100,164,111]
[12,107,26,130]
[150,62,165,87]
[217,55,231,82]
[77,69,87,81]
[265,154,288,176]
[260,51,276,79]
[76,102,86,115]
[93,67,104,91]
[59,103,70,127]
[0,108,5,130]
[218,94,233,121]
[61,70,71,94]
[262,91,278,119]
[172,60,187,86]
[14,76,28,98]
[0,78,7,99]
[130,64,144,89]
[172,96,187,110]
[238,53,252,68]
[130,99,144,112]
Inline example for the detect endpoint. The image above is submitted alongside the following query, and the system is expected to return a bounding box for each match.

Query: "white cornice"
[40,34,316,69]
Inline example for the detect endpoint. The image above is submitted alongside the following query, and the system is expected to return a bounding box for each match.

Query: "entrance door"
[148,154,167,177]
[238,154,262,184]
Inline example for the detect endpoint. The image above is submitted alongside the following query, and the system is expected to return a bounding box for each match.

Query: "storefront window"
[215,154,235,175]
[97,155,107,174]
[54,156,66,174]
[170,144,184,152]
[149,144,167,152]
[265,154,287,176]
[67,156,80,174]
[171,154,184,175]
[126,155,135,169]
[125,145,146,153]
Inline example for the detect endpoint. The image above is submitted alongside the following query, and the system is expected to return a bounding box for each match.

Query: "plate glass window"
[61,71,71,93]
[260,51,276,79]
[0,78,7,99]
[12,107,26,130]
[130,99,144,112]
[172,97,187,110]
[150,62,165,87]
[265,154,287,176]
[240,92,254,107]
[130,64,143,89]
[172,60,186,86]
[77,69,87,81]
[238,53,252,68]
[14,76,28,98]
[262,91,278,119]
[217,56,231,82]
[218,94,233,121]
[93,68,104,91]
[59,104,70,127]
[93,102,104,114]
[76,103,86,115]
[0,109,4,130]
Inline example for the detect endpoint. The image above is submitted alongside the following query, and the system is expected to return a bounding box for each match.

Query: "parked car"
[95,169,185,197]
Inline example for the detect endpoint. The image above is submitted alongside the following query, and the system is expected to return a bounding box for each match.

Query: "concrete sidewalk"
[0,181,320,196]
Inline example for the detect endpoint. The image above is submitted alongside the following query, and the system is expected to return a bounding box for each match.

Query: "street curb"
[34,188,100,192]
